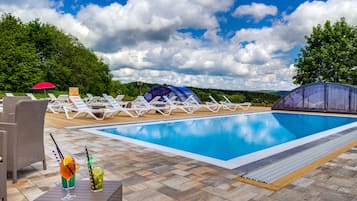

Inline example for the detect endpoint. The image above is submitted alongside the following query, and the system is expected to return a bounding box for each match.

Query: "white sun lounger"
[222,95,251,110]
[163,96,195,114]
[47,94,69,113]
[206,96,222,112]
[103,95,147,118]
[26,93,37,100]
[115,95,125,102]
[132,96,172,116]
[85,93,104,105]
[48,93,57,102]
[183,95,220,112]
[64,96,115,120]
[27,93,60,113]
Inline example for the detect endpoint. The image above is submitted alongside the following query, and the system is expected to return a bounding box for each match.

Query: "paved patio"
[6,124,357,201]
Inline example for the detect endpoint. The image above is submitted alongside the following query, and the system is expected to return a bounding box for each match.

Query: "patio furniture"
[85,93,104,105]
[64,96,115,120]
[25,93,37,100]
[0,100,48,183]
[205,96,222,112]
[0,131,7,201]
[103,94,128,108]
[115,95,124,102]
[48,93,57,102]
[163,96,195,114]
[46,94,69,113]
[181,95,219,113]
[132,96,172,116]
[103,95,146,118]
[222,95,251,110]
[34,180,122,201]
[0,96,31,122]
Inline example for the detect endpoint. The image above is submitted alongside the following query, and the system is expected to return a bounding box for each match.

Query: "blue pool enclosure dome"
[272,82,357,113]
[144,85,201,103]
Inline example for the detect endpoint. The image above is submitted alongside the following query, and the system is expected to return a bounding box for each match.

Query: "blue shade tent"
[144,85,201,103]
[272,82,357,114]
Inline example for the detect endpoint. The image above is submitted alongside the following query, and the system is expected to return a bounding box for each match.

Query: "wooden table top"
[34,180,122,201]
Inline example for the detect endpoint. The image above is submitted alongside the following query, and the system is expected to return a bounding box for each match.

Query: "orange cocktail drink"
[60,156,79,200]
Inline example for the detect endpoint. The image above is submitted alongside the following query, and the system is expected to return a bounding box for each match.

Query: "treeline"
[0,14,112,94]
[110,82,281,105]
[189,86,281,105]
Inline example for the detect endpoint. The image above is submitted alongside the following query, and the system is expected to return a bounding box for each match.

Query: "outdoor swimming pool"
[83,112,357,169]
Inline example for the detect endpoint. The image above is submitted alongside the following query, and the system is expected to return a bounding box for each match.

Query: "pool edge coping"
[79,111,357,170]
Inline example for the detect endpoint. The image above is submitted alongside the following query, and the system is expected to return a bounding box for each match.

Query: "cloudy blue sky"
[1,0,357,90]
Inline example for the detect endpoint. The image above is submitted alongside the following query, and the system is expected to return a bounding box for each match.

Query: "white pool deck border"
[80,111,357,170]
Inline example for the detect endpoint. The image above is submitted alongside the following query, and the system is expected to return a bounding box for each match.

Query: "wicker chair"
[0,131,7,201]
[0,100,48,183]
[0,96,31,122]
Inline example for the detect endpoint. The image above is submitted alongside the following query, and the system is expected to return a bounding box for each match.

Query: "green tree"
[293,18,357,85]
[0,14,44,91]
[228,94,245,103]
[0,13,112,94]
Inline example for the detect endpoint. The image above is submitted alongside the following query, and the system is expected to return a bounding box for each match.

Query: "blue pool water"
[97,112,357,161]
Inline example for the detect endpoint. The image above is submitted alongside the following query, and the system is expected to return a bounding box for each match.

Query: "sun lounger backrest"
[223,95,232,103]
[105,95,122,108]
[86,93,94,100]
[149,96,161,104]
[57,95,69,102]
[26,93,37,100]
[163,96,173,104]
[169,96,177,101]
[137,96,151,107]
[70,96,90,110]
[115,95,124,101]
[48,93,57,102]
[186,95,199,105]
[209,96,219,104]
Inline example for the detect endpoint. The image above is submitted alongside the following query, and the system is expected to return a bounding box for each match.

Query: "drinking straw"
[52,150,61,164]
[85,146,96,190]
[49,133,64,160]
[50,133,74,175]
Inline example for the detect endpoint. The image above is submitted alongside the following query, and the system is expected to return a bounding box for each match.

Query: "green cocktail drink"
[90,166,104,192]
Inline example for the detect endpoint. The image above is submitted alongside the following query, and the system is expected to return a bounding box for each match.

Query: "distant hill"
[273,91,289,96]
[120,82,282,106]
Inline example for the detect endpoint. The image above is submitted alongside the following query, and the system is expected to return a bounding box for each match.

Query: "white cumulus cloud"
[1,0,356,90]
[232,2,278,22]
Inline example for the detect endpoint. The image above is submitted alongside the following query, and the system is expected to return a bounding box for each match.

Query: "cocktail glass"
[61,174,75,190]
[60,155,79,200]
[90,162,104,192]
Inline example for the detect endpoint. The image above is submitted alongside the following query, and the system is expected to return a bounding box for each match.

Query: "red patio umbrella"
[32,81,56,97]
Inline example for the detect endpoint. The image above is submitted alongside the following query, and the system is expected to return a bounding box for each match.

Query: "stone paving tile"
[4,127,357,201]
[125,189,175,201]
[291,177,314,188]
